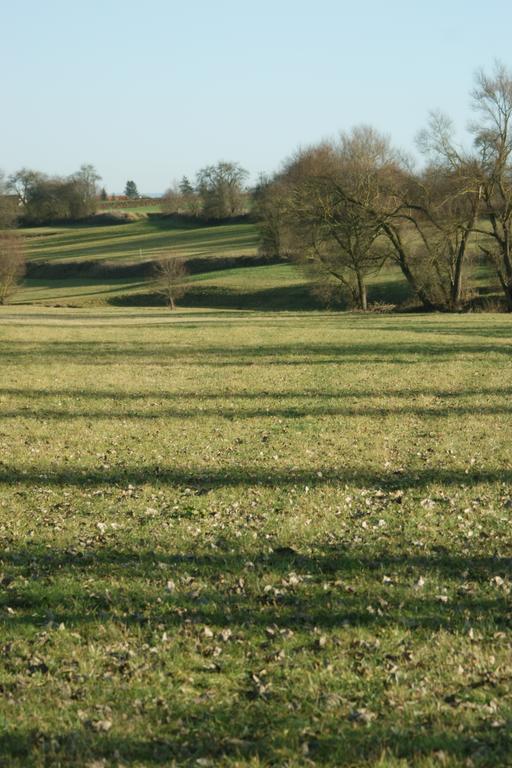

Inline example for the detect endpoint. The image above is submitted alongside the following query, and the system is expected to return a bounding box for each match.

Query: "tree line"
[162,162,249,219]
[3,62,512,311]
[1,161,250,226]
[5,164,101,225]
[254,62,512,311]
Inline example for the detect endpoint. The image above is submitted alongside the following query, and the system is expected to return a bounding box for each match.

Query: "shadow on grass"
[2,384,512,401]
[108,275,412,312]
[1,339,511,367]
[2,378,512,420]
[1,463,511,490]
[1,543,511,765]
[1,714,510,767]
[2,400,512,420]
[2,544,511,632]
[3,720,510,768]
[364,320,512,339]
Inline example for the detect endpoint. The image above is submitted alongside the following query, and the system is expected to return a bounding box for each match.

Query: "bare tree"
[382,112,483,310]
[0,232,25,305]
[469,62,512,308]
[278,130,394,310]
[73,163,101,216]
[196,161,248,219]
[154,256,189,309]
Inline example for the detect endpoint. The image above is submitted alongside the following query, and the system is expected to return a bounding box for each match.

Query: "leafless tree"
[468,62,512,309]
[386,112,483,310]
[196,161,248,219]
[154,256,189,310]
[0,232,25,305]
[72,163,101,216]
[276,130,394,310]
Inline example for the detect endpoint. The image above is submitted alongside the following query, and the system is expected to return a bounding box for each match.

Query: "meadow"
[23,219,259,265]
[13,214,503,312]
[1,307,511,767]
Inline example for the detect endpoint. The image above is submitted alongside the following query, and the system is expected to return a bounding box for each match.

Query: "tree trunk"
[396,251,437,311]
[450,251,464,310]
[383,223,437,311]
[355,270,368,310]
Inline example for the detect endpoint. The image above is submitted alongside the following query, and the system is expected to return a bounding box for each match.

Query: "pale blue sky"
[2,0,512,193]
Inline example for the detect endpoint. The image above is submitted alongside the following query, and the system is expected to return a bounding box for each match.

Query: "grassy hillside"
[10,216,504,310]
[23,219,259,264]
[15,216,415,309]
[1,307,512,766]
[17,263,414,310]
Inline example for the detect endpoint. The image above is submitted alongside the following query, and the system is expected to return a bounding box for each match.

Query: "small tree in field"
[0,232,25,305]
[154,256,188,309]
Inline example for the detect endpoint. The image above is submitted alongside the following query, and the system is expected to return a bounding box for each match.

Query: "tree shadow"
[1,463,511,491]
[1,542,511,765]
[2,715,510,767]
[1,339,511,367]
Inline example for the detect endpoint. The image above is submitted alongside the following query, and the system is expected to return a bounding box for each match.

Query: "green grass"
[16,277,150,305]
[16,263,413,311]
[15,265,308,307]
[15,218,504,311]
[23,219,259,264]
[1,307,512,766]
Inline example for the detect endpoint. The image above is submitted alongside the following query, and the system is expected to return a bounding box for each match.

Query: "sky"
[2,0,512,193]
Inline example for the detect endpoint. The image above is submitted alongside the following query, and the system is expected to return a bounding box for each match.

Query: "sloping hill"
[23,218,259,264]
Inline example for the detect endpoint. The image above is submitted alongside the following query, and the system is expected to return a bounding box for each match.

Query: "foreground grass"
[0,309,511,767]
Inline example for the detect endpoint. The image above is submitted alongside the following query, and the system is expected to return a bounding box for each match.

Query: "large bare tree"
[388,112,484,310]
[277,130,394,310]
[469,62,512,308]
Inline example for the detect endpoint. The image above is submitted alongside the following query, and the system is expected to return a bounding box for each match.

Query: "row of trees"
[4,167,145,224]
[255,63,512,311]
[7,164,101,224]
[3,161,248,224]
[162,161,249,220]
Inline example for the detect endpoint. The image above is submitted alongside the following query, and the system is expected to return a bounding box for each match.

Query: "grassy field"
[1,307,512,766]
[23,220,259,264]
[14,217,503,311]
[17,265,306,306]
[17,264,413,311]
